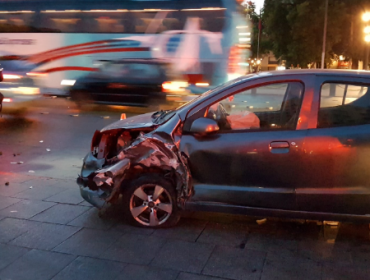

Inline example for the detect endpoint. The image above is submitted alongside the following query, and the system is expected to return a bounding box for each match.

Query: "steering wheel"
[207,102,230,130]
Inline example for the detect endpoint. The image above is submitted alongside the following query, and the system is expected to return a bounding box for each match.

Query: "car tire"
[122,174,180,228]
[71,90,89,108]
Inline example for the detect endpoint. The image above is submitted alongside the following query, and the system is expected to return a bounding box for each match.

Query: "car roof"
[252,69,370,79]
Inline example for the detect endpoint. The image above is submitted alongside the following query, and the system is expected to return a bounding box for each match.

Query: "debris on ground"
[28,170,35,173]
[324,221,339,227]
[41,112,49,115]
[17,161,23,164]
[70,114,79,117]
[102,116,110,119]
[0,151,2,156]
[5,182,9,186]
[40,140,43,143]
[256,218,267,225]
[46,148,51,152]
[29,186,33,189]
[10,162,17,164]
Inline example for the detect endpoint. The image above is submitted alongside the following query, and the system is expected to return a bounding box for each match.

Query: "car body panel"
[77,69,370,222]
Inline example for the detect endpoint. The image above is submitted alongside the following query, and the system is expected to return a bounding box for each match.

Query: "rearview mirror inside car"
[190,118,219,134]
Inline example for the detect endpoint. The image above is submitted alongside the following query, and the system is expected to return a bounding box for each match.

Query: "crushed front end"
[77,118,191,209]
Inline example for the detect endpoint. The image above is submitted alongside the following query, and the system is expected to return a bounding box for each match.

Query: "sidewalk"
[0,172,370,280]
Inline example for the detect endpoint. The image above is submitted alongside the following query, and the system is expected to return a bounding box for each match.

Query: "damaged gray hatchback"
[78,70,370,227]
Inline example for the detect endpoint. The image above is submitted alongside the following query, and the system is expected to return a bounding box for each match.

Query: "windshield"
[174,75,254,111]
[0,59,36,72]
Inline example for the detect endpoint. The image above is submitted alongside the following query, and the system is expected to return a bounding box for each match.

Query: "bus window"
[180,10,225,32]
[38,11,82,32]
[0,11,35,32]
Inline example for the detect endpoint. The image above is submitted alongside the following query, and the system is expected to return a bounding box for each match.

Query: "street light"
[363,12,370,70]
[363,12,370,22]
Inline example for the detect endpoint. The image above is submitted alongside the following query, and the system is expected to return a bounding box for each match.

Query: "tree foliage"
[261,0,370,67]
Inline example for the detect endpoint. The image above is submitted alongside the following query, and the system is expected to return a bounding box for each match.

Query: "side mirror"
[0,68,3,82]
[190,118,219,134]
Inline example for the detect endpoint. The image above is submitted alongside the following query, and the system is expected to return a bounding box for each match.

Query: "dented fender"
[82,130,192,208]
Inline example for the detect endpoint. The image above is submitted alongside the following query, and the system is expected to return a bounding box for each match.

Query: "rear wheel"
[70,90,90,108]
[123,175,180,228]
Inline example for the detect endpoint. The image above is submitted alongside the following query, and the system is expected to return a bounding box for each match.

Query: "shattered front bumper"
[77,176,109,208]
[76,152,110,209]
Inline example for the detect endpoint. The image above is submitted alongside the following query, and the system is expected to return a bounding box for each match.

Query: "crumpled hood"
[101,112,156,132]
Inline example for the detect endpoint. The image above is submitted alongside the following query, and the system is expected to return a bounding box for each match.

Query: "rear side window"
[318,83,370,128]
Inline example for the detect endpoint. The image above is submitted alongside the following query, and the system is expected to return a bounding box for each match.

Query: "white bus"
[0,0,251,95]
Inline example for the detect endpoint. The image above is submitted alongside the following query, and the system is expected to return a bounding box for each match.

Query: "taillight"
[27,72,47,77]
[162,81,188,92]
[3,74,22,80]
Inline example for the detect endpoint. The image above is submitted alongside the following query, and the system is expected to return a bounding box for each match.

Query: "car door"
[297,75,370,215]
[179,75,315,210]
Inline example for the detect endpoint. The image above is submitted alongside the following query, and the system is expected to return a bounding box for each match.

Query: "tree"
[244,1,272,58]
[263,0,348,67]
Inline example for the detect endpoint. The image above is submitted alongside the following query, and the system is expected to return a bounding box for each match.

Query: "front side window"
[205,82,304,131]
[318,83,370,128]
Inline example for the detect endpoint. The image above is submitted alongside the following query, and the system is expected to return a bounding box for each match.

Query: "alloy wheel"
[129,184,173,227]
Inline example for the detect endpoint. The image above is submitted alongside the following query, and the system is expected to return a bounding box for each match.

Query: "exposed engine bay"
[80,124,192,209]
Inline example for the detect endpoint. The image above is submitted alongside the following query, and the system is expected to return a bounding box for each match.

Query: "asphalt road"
[0,97,147,180]
[1,97,370,280]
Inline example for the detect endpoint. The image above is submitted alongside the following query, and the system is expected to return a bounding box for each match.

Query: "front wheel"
[123,175,180,228]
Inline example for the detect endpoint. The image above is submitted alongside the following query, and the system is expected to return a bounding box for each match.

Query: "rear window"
[100,62,163,79]
[318,83,370,128]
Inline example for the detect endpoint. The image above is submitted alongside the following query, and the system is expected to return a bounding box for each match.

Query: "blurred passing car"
[69,59,188,107]
[0,56,42,108]
[0,67,3,112]
[78,69,370,228]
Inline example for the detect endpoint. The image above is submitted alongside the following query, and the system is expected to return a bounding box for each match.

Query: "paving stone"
[101,234,166,265]
[261,254,322,280]
[297,238,339,262]
[0,182,30,196]
[79,200,93,207]
[0,218,40,243]
[53,228,122,258]
[0,195,21,211]
[31,204,90,225]
[151,240,214,274]
[246,233,298,260]
[196,222,249,248]
[10,222,81,250]
[0,199,55,219]
[22,178,60,188]
[203,246,266,280]
[52,256,125,280]
[0,243,30,270]
[45,188,85,205]
[0,249,75,280]
[318,242,353,266]
[350,244,370,269]
[151,218,207,242]
[321,264,370,280]
[0,174,32,185]
[51,179,79,189]
[178,272,229,280]
[111,222,155,236]
[115,264,179,280]
[67,208,115,230]
[11,185,68,200]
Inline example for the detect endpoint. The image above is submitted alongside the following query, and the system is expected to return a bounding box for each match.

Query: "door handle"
[270,141,290,149]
